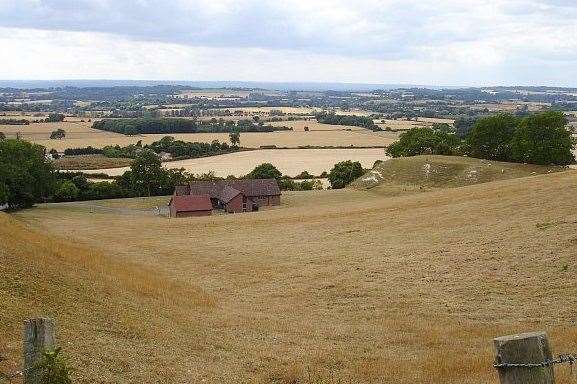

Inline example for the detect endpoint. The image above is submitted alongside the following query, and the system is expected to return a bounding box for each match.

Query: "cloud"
[0,0,577,85]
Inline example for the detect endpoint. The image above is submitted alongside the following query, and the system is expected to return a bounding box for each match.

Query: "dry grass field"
[81,148,389,176]
[1,120,394,151]
[269,120,365,131]
[3,165,577,383]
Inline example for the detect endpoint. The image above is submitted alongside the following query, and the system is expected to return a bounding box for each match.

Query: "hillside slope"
[4,171,577,383]
[352,155,569,195]
[0,213,213,382]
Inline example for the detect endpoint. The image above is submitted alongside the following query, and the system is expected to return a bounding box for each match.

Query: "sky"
[0,0,576,87]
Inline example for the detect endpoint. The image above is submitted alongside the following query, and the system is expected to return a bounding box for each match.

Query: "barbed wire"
[494,353,577,369]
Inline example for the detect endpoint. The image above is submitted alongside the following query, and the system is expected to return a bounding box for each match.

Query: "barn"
[174,179,281,214]
[168,195,213,218]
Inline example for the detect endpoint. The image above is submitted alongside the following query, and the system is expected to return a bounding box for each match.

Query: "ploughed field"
[3,166,577,383]
[82,148,389,177]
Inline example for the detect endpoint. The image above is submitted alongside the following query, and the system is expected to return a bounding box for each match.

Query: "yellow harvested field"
[82,148,389,176]
[2,121,394,151]
[5,170,577,383]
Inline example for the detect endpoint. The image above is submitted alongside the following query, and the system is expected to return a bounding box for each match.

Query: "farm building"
[168,195,213,217]
[173,179,281,214]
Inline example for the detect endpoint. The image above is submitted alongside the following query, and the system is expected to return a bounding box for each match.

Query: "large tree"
[124,149,165,196]
[510,111,575,165]
[328,160,364,189]
[0,139,55,209]
[465,113,518,161]
[248,163,282,180]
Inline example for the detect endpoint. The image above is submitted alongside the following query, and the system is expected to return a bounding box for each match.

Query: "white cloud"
[0,0,577,85]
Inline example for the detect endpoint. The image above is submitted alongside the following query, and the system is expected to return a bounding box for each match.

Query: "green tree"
[229,130,240,147]
[54,180,79,202]
[50,129,66,140]
[248,163,282,179]
[465,113,518,161]
[0,139,55,209]
[328,160,364,189]
[0,132,5,140]
[127,149,164,196]
[510,111,575,165]
[386,127,460,157]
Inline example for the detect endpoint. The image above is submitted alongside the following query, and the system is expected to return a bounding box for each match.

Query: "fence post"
[23,318,55,384]
[493,331,555,384]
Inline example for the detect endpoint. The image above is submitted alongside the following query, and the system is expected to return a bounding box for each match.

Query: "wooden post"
[23,318,55,384]
[494,331,555,384]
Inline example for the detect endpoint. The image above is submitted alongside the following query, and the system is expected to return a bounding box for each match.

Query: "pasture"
[4,168,577,383]
[82,148,389,176]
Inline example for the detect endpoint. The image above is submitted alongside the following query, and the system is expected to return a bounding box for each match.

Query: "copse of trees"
[315,112,380,131]
[387,111,575,166]
[92,118,291,135]
[386,124,461,157]
[64,146,103,156]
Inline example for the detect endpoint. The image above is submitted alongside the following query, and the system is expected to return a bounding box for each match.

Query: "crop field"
[1,120,394,152]
[4,165,577,383]
[268,120,365,131]
[82,148,389,176]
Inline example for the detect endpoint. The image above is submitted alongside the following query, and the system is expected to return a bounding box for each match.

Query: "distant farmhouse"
[169,179,281,217]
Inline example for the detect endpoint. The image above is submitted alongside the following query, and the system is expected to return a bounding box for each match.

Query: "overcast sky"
[0,0,576,86]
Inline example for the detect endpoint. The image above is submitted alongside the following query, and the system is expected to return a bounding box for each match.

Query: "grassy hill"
[352,155,569,195]
[2,171,577,383]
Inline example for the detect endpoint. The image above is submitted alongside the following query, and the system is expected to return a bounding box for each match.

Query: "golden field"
[82,148,389,176]
[3,162,577,383]
[0,120,394,151]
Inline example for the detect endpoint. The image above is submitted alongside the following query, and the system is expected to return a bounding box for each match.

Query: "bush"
[36,348,73,384]
[328,160,364,189]
[54,180,79,202]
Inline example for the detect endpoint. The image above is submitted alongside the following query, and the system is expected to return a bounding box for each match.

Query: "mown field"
[3,161,577,383]
[82,148,389,176]
[0,118,394,151]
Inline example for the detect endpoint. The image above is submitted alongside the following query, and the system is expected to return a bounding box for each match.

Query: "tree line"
[386,111,575,165]
[92,118,291,135]
[1,138,364,209]
[315,112,380,131]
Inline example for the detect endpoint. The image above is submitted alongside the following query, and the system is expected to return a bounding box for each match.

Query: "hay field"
[5,121,394,151]
[5,169,577,383]
[82,148,388,176]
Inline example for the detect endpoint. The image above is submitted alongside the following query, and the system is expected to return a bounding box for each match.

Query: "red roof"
[218,186,242,203]
[169,195,212,212]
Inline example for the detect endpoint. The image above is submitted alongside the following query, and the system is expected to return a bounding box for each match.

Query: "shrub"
[328,160,364,189]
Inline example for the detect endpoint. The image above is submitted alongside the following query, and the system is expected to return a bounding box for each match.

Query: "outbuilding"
[168,195,212,218]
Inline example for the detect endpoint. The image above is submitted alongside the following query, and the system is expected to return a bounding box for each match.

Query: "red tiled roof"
[169,195,212,212]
